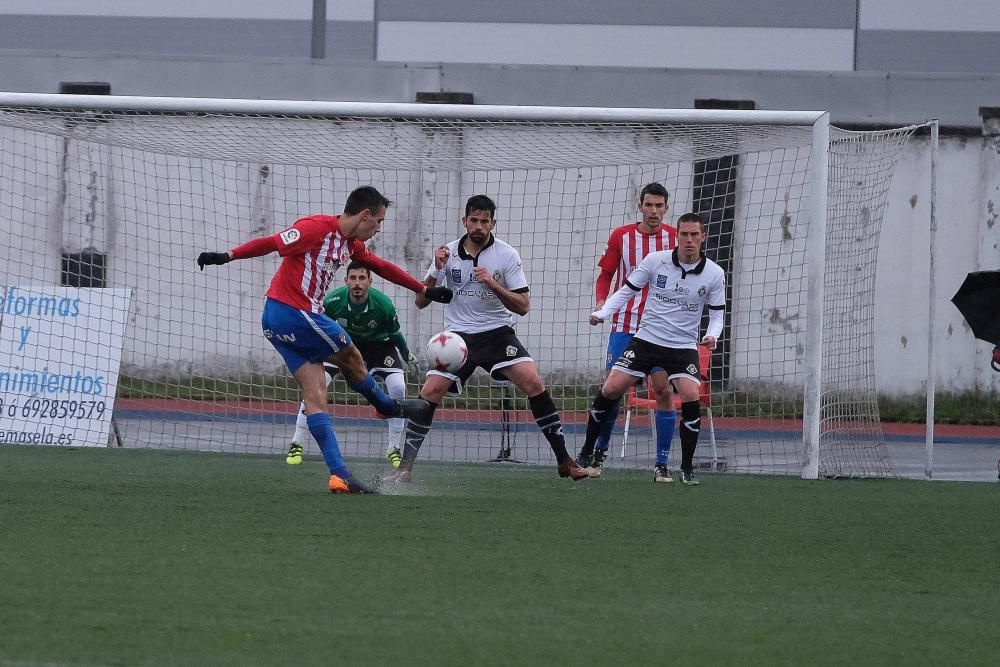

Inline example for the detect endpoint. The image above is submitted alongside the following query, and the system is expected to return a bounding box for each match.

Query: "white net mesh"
[0,98,920,477]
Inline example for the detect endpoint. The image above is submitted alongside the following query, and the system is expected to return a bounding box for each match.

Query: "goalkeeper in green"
[286,260,416,468]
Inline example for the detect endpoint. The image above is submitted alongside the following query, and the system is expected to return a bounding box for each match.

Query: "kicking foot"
[329,474,380,495]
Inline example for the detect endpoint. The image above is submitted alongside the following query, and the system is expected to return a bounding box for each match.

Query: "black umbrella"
[951,270,1000,346]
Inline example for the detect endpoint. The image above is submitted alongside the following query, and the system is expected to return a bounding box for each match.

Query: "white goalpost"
[0,93,925,478]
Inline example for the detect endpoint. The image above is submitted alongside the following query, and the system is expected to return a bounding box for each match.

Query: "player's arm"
[594,229,622,309]
[197,217,323,269]
[474,266,529,316]
[415,245,451,309]
[590,256,653,324]
[355,243,451,304]
[197,236,276,269]
[701,273,727,349]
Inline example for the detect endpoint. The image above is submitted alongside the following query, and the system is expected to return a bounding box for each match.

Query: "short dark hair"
[676,212,704,231]
[464,194,497,218]
[344,260,371,276]
[639,182,669,203]
[344,186,393,215]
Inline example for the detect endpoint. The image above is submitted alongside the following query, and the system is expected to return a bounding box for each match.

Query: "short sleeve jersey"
[598,222,677,335]
[265,214,373,313]
[425,234,529,334]
[322,286,401,344]
[624,249,726,349]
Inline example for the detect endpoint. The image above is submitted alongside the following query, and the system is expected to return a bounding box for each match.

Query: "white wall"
[1,121,998,394]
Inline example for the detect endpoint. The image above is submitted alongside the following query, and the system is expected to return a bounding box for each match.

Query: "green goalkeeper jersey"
[322,286,410,356]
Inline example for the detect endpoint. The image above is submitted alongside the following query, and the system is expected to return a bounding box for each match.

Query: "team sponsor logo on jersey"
[686,364,698,376]
[656,274,667,288]
[623,349,636,359]
[279,228,301,245]
[698,285,707,297]
[451,268,462,283]
[506,345,517,357]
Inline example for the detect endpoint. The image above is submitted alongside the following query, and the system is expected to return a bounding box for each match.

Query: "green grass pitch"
[1,445,997,665]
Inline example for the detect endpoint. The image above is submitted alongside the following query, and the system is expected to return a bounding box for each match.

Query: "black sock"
[580,391,618,460]
[528,390,570,463]
[400,401,438,470]
[679,400,701,473]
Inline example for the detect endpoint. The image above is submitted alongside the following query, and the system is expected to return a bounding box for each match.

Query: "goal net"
[0,94,922,478]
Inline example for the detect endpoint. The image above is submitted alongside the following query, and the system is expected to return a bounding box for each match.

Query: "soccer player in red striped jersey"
[579,182,679,477]
[197,185,452,494]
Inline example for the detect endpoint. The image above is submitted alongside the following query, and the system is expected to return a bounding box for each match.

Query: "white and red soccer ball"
[425,331,468,372]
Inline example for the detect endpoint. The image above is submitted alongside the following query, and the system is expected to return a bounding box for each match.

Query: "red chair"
[620,345,717,468]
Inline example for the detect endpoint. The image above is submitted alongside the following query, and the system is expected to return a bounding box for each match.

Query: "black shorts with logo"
[612,337,700,383]
[324,340,404,379]
[427,325,532,394]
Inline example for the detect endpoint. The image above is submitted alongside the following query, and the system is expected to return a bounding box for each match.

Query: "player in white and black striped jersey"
[384,194,590,483]
[582,212,726,485]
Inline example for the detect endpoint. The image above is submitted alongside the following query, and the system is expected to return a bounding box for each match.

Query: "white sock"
[290,369,333,446]
[385,372,405,452]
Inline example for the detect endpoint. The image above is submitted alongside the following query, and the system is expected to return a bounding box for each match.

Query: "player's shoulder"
[295,214,337,228]
[609,223,637,240]
[324,285,347,302]
[491,237,520,254]
[644,248,673,266]
[659,223,678,238]
[367,287,393,307]
[703,257,726,280]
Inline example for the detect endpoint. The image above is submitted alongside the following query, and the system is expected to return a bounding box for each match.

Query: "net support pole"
[925,119,940,480]
[802,112,830,480]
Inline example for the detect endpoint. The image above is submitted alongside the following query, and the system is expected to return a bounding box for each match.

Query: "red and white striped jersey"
[265,214,371,313]
[597,222,677,334]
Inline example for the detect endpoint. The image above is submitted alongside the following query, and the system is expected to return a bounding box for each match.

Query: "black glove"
[424,286,453,304]
[197,252,231,270]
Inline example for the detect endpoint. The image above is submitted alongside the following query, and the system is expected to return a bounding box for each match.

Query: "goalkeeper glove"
[198,251,231,270]
[424,286,453,303]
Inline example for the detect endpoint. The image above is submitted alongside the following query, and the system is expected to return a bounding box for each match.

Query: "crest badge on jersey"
[279,228,301,246]
[656,274,667,288]
[493,270,503,284]
[698,285,707,297]
[451,268,462,283]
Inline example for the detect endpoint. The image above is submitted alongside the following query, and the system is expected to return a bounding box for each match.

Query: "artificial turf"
[1,445,997,665]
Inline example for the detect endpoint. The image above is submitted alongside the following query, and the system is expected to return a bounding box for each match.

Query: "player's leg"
[261,298,375,493]
[672,375,702,485]
[498,360,587,481]
[649,370,677,483]
[592,332,632,463]
[385,373,452,481]
[287,364,335,464]
[331,344,429,421]
[381,371,406,467]
[578,368,640,466]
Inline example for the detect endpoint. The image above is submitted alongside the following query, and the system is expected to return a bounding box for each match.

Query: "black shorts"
[612,337,701,384]
[325,340,404,379]
[427,325,532,394]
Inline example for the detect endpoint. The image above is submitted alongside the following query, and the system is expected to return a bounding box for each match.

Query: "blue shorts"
[606,332,634,369]
[607,331,662,374]
[261,298,353,373]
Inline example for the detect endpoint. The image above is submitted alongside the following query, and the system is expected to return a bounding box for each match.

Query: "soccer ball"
[425,331,468,372]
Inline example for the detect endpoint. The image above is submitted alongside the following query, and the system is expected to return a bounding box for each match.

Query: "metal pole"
[925,120,939,480]
[802,112,830,480]
[311,0,326,59]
